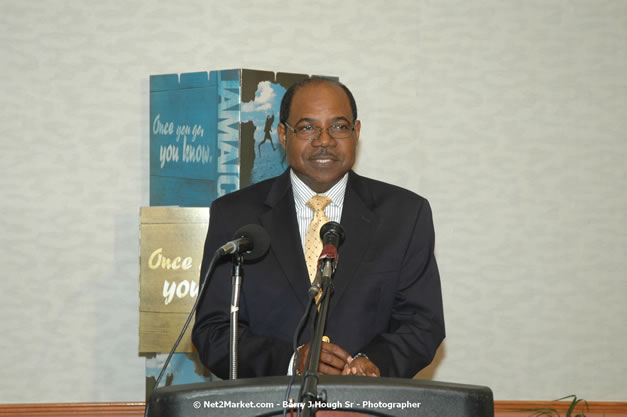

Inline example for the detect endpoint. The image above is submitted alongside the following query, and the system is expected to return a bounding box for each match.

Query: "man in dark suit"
[192,78,444,379]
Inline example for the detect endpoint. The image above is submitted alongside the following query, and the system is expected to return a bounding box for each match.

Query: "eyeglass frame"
[282,120,357,141]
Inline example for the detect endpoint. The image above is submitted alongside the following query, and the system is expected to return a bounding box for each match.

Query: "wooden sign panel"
[139,207,208,353]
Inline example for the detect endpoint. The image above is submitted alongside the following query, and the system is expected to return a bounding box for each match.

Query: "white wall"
[0,0,625,403]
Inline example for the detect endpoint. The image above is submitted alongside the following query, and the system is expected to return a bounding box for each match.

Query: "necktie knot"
[307,195,332,212]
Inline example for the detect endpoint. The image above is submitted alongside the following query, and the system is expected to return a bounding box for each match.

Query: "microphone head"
[232,224,270,262]
[320,221,345,248]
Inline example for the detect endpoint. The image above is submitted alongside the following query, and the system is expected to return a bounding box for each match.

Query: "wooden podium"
[146,375,494,417]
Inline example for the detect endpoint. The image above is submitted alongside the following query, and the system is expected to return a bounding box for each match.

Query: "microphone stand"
[229,254,243,380]
[299,258,335,417]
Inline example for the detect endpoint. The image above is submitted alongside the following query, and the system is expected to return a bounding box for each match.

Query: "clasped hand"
[297,342,380,377]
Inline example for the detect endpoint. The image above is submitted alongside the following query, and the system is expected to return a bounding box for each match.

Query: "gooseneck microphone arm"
[229,254,243,380]
[299,221,345,417]
[299,269,334,417]
[223,224,270,380]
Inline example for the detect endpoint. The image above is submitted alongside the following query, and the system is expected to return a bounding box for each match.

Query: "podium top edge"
[151,375,492,395]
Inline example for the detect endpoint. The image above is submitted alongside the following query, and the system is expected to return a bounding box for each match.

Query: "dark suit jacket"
[192,169,444,379]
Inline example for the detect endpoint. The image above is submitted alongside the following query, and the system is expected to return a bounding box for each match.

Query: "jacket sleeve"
[360,199,445,377]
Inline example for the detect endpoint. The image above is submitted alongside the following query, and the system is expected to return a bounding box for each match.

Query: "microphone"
[320,221,345,256]
[308,222,345,297]
[217,224,270,261]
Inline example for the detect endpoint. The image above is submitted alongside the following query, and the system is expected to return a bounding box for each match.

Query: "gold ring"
[322,336,330,343]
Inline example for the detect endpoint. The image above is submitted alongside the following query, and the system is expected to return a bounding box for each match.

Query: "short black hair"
[279,78,358,124]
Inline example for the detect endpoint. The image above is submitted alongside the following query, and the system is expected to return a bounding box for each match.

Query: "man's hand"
[342,355,380,377]
[296,343,380,377]
[297,342,351,375]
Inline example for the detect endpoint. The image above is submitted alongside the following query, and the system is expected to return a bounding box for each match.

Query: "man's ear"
[278,122,287,149]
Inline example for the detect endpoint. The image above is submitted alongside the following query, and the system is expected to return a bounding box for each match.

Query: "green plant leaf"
[559,395,589,417]
[521,394,590,417]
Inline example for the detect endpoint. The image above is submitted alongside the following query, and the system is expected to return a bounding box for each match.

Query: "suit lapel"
[330,171,378,308]
[260,170,310,307]
[259,170,378,309]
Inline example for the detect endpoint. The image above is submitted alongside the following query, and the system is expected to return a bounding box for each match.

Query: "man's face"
[278,82,360,193]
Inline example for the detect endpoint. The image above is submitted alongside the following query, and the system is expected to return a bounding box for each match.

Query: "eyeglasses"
[283,121,356,141]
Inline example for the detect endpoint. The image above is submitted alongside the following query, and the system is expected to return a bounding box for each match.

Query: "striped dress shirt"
[290,169,348,250]
[287,169,348,375]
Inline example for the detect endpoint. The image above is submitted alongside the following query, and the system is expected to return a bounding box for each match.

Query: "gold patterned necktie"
[304,195,332,283]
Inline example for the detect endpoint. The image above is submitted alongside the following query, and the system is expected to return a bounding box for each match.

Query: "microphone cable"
[282,291,316,417]
[144,249,221,417]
